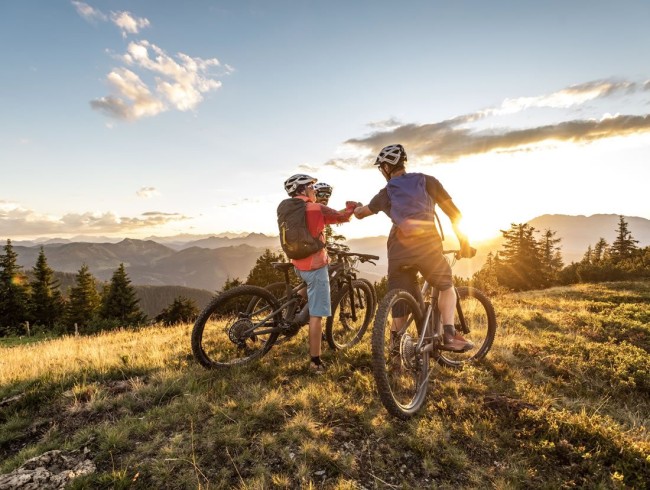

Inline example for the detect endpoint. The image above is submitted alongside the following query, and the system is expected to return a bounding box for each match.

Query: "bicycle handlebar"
[326,246,379,264]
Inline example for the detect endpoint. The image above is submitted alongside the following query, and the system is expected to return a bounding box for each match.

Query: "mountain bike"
[371,250,497,419]
[191,248,379,368]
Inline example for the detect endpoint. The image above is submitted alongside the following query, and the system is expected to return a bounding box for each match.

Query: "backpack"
[386,173,439,238]
[277,198,325,259]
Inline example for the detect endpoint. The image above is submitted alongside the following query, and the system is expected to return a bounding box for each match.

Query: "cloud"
[110,11,150,37]
[72,1,107,22]
[91,41,224,120]
[490,79,635,116]
[345,113,650,163]
[341,78,650,165]
[0,202,189,237]
[136,187,160,199]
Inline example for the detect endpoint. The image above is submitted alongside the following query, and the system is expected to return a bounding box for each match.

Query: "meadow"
[1,281,649,489]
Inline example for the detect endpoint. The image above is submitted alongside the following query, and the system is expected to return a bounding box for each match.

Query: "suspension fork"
[344,276,358,322]
[455,286,469,335]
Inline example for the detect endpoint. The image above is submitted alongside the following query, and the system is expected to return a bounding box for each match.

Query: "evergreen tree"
[539,229,563,284]
[582,245,593,264]
[593,238,609,263]
[220,276,244,293]
[155,296,199,326]
[100,263,146,326]
[610,215,638,259]
[245,249,291,286]
[0,239,31,335]
[470,251,501,295]
[65,264,101,331]
[29,247,65,328]
[496,223,546,290]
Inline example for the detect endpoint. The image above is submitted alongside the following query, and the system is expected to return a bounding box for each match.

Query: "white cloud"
[92,41,224,120]
[136,186,160,199]
[490,79,635,116]
[0,202,189,238]
[72,1,107,22]
[110,11,150,37]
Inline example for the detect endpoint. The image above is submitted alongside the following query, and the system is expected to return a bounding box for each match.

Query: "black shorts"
[387,248,453,311]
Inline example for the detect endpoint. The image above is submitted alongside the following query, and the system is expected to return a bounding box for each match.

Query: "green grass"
[1,281,649,489]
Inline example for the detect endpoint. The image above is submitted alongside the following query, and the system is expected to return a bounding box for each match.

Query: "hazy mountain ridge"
[8,214,650,290]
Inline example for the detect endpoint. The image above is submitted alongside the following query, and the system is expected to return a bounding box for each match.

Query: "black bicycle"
[371,250,497,419]
[191,248,379,368]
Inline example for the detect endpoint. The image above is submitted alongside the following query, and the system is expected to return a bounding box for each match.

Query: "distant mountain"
[182,233,278,250]
[527,214,650,264]
[9,215,649,290]
[14,239,272,291]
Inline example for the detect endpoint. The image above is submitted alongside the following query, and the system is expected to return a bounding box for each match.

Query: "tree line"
[465,215,649,294]
[2,217,646,336]
[0,240,146,337]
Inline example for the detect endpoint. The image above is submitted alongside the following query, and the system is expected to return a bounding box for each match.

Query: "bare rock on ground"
[0,450,95,489]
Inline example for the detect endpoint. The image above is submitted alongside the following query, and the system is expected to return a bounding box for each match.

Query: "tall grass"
[1,281,649,488]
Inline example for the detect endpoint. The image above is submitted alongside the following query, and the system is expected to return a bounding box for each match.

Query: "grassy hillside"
[1,282,649,488]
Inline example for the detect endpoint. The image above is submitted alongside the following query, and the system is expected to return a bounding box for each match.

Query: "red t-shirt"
[291,195,354,271]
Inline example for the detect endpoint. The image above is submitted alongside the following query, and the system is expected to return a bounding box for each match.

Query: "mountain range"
[9,214,650,296]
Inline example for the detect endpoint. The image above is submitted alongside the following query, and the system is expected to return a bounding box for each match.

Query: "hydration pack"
[387,173,439,238]
[277,198,325,259]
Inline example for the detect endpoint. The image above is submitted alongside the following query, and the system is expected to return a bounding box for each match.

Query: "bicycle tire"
[356,277,377,312]
[325,279,375,350]
[191,285,281,369]
[371,289,429,419]
[436,286,496,368]
[264,281,290,301]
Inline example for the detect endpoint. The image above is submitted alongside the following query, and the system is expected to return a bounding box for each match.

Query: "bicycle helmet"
[284,173,317,196]
[313,182,333,198]
[374,144,407,167]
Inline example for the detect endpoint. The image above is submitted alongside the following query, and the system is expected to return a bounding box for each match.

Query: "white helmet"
[284,173,317,196]
[313,182,333,198]
[375,144,407,167]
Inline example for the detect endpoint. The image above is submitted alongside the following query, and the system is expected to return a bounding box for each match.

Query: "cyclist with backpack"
[278,174,357,373]
[353,144,476,352]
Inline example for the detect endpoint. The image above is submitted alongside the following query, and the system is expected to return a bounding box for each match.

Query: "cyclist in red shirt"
[282,174,356,373]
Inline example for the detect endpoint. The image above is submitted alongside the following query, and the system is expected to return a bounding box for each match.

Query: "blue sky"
[2,1,649,241]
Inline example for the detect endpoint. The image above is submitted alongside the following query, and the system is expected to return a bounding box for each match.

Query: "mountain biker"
[313,182,333,205]
[282,174,357,373]
[353,144,476,352]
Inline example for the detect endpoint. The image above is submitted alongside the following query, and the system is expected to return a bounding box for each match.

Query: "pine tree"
[65,264,101,331]
[610,215,638,259]
[0,239,31,335]
[29,247,65,328]
[100,263,146,326]
[155,296,199,326]
[245,249,291,286]
[582,245,593,265]
[593,238,609,263]
[539,229,563,285]
[496,223,545,290]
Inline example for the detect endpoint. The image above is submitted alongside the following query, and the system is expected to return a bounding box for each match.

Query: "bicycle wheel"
[436,286,497,368]
[264,281,290,301]
[356,277,377,312]
[326,279,375,350]
[191,285,281,369]
[371,289,429,419]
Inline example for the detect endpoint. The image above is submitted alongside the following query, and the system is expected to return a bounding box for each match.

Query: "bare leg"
[308,316,323,357]
[438,286,456,326]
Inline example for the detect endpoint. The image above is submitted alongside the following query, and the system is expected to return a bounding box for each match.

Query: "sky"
[2,0,650,243]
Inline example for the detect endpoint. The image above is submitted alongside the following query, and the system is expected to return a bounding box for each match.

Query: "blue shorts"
[296,265,331,317]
